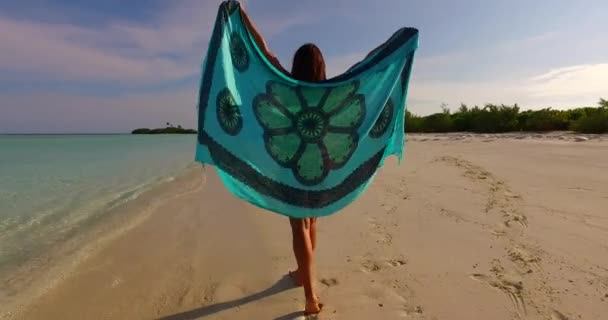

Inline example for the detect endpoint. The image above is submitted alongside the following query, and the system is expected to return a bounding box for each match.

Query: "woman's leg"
[289,218,303,285]
[289,218,319,282]
[289,218,322,314]
[310,217,317,251]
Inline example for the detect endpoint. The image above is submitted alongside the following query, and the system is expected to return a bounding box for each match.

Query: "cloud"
[0,1,353,133]
[527,63,608,97]
[407,79,525,114]
[2,1,604,132]
[375,31,604,113]
[0,1,220,85]
[405,63,608,114]
[0,0,321,86]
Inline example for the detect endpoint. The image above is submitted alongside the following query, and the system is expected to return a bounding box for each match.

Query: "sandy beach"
[5,134,608,320]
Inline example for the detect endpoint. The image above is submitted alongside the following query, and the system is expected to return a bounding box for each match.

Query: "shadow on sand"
[156,274,307,320]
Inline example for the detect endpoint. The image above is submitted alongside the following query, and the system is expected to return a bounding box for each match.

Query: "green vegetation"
[132,123,196,134]
[405,98,608,134]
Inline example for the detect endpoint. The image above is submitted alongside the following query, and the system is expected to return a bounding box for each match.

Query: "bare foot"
[304,298,323,315]
[289,269,303,287]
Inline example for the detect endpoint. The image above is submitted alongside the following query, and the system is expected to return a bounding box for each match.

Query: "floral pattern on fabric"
[216,88,242,135]
[230,32,249,72]
[253,80,365,185]
[370,98,394,138]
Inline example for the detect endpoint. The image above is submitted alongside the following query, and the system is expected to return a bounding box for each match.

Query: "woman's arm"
[365,43,383,59]
[239,7,290,74]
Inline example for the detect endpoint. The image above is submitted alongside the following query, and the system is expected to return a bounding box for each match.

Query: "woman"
[241,8,324,315]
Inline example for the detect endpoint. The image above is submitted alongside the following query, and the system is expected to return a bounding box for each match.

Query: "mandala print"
[253,80,365,185]
[370,98,394,138]
[216,88,242,136]
[230,32,249,72]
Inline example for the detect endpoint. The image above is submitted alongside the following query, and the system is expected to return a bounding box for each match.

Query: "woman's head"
[291,43,326,82]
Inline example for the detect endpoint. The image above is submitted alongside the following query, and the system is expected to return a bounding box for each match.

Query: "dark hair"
[291,43,326,82]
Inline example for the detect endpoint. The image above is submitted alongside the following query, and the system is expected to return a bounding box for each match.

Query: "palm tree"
[458,103,468,113]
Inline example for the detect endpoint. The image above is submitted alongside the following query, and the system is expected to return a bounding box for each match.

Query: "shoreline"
[5,136,608,319]
[0,133,198,136]
[406,131,608,142]
[1,164,204,319]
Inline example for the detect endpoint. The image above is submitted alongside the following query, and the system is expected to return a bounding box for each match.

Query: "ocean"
[0,134,197,291]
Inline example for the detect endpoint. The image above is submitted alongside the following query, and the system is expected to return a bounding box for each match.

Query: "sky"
[1,0,607,133]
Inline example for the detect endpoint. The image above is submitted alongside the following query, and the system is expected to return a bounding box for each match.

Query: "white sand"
[5,134,608,320]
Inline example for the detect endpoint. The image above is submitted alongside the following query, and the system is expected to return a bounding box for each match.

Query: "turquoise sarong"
[195,1,419,218]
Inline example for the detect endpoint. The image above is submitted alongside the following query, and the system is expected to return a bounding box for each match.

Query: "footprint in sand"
[470,273,527,315]
[320,278,339,287]
[436,156,529,232]
[503,212,528,228]
[508,246,542,274]
[374,232,393,245]
[110,277,122,288]
[202,282,218,303]
[361,258,407,273]
[399,305,424,318]
[387,259,407,267]
[491,229,508,237]
[368,217,382,230]
[551,310,570,320]
[362,260,383,273]
[367,218,394,245]
[384,205,398,215]
[504,190,522,199]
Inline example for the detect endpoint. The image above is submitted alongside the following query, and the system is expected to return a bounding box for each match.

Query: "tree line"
[405,98,608,134]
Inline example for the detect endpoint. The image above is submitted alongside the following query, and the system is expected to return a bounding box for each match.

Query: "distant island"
[132,123,196,134]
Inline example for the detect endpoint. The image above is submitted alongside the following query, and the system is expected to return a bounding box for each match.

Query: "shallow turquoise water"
[0,134,196,276]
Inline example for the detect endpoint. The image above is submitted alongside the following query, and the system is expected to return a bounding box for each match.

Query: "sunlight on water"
[0,134,196,276]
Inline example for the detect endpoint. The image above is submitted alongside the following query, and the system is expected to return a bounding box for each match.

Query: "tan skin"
[240,7,323,315]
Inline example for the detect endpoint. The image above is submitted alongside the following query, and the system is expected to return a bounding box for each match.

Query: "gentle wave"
[0,134,196,293]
